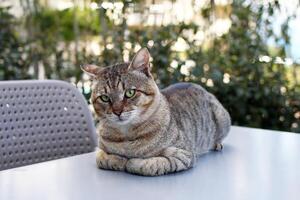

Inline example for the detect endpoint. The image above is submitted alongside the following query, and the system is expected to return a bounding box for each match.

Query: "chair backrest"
[0,80,97,170]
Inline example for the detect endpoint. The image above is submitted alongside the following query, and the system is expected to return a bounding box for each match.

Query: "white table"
[1,126,300,200]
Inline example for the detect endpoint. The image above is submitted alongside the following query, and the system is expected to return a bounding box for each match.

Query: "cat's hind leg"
[213,143,223,151]
[96,149,128,171]
[210,100,231,152]
[125,147,194,176]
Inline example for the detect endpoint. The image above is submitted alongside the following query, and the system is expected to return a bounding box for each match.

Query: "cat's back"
[161,82,230,153]
[161,82,229,124]
[161,82,212,104]
[161,82,215,128]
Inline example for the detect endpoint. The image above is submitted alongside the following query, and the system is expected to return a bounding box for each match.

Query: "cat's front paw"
[125,157,170,176]
[96,149,128,171]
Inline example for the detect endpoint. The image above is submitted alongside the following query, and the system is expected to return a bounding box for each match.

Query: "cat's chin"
[107,115,134,126]
[105,110,141,127]
[113,118,131,125]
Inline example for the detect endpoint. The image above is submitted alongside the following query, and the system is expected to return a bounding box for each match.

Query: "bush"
[0,6,31,80]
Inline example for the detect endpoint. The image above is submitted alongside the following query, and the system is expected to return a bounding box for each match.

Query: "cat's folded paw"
[125,157,170,176]
[96,149,128,171]
[125,158,145,175]
[163,147,195,169]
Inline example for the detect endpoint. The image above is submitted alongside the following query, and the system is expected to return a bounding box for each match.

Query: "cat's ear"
[81,64,103,77]
[129,48,151,77]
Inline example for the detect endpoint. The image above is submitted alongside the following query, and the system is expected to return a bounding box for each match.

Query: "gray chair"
[0,80,97,171]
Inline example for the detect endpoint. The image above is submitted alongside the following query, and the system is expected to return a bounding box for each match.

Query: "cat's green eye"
[125,89,136,98]
[99,95,110,103]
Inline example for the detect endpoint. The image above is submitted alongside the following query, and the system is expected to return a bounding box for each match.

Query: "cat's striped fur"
[82,48,231,176]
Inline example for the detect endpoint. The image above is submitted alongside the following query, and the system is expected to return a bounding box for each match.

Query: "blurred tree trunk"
[73,0,79,66]
[99,0,107,52]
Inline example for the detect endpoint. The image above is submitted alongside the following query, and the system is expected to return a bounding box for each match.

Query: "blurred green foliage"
[0,6,31,80]
[0,0,299,132]
[32,7,100,41]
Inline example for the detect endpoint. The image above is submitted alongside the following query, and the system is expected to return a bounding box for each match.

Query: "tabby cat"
[81,48,231,176]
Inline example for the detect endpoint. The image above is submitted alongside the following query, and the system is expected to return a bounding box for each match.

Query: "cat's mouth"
[107,111,135,124]
[112,115,131,125]
[117,116,126,122]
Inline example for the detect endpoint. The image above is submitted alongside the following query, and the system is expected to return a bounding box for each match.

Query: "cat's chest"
[99,136,158,158]
[99,125,173,158]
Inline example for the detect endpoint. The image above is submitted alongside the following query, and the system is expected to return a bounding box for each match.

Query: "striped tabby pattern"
[82,48,231,176]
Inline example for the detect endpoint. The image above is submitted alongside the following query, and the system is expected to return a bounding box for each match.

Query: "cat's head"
[81,48,159,126]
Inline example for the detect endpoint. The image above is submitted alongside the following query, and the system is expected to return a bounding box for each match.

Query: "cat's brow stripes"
[103,64,128,91]
[106,79,111,89]
[122,81,125,91]
[117,75,123,90]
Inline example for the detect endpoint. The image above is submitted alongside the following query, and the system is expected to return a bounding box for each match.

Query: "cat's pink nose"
[113,109,123,116]
[112,102,124,116]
